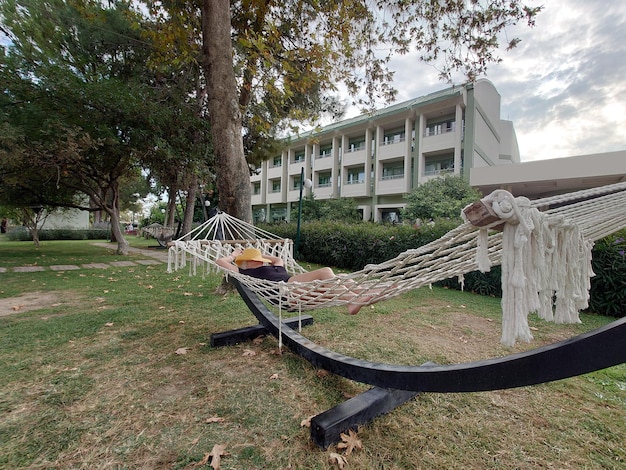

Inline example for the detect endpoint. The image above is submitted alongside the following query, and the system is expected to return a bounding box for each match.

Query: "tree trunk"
[109,209,129,255]
[105,182,129,255]
[181,175,198,239]
[165,186,177,228]
[201,0,252,223]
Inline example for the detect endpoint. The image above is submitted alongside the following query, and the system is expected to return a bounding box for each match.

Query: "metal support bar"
[210,315,314,347]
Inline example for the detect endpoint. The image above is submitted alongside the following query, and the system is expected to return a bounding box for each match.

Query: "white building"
[250,79,520,223]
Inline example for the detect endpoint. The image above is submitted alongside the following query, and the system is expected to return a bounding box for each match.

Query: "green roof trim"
[288,85,466,143]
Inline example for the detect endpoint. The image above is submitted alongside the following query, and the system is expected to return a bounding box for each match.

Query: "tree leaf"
[208,443,227,470]
[337,429,363,455]
[205,416,225,424]
[328,452,347,468]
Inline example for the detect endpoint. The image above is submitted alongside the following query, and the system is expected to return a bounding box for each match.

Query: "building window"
[271,180,281,192]
[425,116,456,137]
[271,155,282,168]
[424,154,454,176]
[318,145,332,158]
[382,128,406,145]
[271,208,286,222]
[381,161,404,180]
[346,167,365,184]
[294,152,305,163]
[252,182,261,195]
[254,208,266,223]
[382,209,401,224]
[345,138,365,153]
[292,176,302,190]
[317,172,332,188]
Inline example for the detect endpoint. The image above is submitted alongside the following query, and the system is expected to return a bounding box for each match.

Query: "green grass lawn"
[0,237,624,469]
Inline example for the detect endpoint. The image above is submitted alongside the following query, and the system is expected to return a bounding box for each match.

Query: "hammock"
[167,182,626,346]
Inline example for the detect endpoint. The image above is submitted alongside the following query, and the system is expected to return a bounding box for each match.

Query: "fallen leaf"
[337,429,363,456]
[175,347,190,355]
[179,320,185,324]
[530,326,539,331]
[205,416,225,424]
[329,452,347,468]
[242,349,256,356]
[183,292,193,296]
[269,373,279,380]
[252,336,264,344]
[300,415,315,427]
[201,443,227,469]
[316,369,330,378]
[105,322,114,327]
[12,305,22,311]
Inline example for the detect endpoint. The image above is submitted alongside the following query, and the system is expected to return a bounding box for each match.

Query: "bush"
[260,219,458,271]
[6,227,111,241]
[587,230,626,317]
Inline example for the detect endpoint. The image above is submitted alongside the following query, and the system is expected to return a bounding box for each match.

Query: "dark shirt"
[239,265,291,283]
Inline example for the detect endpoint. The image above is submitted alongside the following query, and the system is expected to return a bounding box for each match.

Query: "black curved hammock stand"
[209,278,626,449]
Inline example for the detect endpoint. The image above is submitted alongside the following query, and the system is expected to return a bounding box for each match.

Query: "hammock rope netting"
[167,182,626,346]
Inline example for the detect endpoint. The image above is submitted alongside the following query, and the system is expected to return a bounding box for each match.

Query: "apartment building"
[250,79,520,223]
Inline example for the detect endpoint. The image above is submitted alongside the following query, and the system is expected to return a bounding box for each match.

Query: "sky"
[376,0,626,162]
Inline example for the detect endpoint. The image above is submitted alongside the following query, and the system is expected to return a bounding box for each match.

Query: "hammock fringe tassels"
[168,182,626,347]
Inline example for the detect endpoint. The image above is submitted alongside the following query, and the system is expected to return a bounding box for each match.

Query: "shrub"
[587,230,626,318]
[5,228,110,241]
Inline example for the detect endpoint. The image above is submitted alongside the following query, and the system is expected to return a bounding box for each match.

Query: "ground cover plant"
[0,239,624,469]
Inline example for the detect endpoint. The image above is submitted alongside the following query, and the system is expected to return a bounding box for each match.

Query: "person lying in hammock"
[216,247,370,314]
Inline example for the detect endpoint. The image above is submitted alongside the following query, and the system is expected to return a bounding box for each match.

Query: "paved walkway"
[0,243,169,274]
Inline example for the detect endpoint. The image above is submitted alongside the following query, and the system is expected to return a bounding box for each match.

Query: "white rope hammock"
[168,182,626,346]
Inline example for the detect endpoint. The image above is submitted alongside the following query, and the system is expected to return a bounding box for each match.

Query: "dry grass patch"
[0,291,78,317]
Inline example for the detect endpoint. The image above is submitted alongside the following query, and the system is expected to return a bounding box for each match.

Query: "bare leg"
[289,268,380,315]
[288,267,335,283]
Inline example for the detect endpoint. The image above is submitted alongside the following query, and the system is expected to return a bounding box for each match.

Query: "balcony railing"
[380,173,404,180]
[380,136,406,146]
[424,123,455,137]
[423,167,454,176]
[344,144,365,153]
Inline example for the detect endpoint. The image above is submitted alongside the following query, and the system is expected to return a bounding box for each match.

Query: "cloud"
[367,1,626,162]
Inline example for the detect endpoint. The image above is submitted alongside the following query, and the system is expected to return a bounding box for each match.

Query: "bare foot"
[346,294,378,314]
[347,303,362,315]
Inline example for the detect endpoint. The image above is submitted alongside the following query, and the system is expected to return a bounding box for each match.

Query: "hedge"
[5,227,110,241]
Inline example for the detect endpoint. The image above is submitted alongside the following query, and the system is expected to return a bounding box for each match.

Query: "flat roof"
[470,150,626,198]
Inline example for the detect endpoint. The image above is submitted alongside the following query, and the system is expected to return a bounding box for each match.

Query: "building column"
[332,136,340,198]
[415,114,425,186]
[404,117,413,193]
[454,103,464,176]
[462,83,475,180]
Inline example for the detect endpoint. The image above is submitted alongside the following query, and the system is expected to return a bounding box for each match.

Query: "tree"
[0,0,211,252]
[402,175,483,222]
[197,0,541,222]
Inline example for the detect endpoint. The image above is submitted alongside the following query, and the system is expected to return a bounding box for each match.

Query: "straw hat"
[235,248,272,266]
